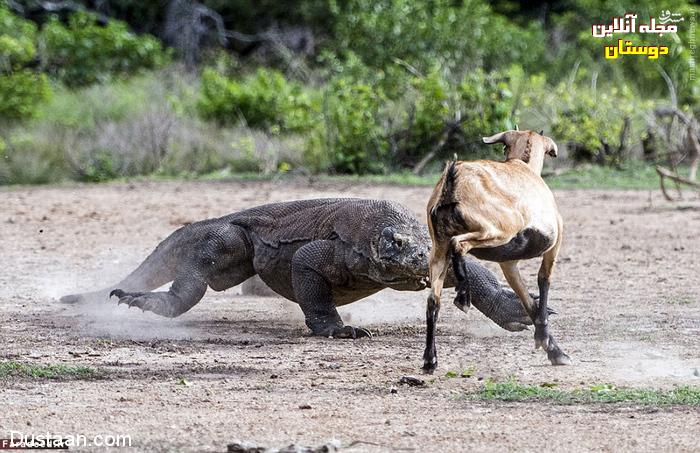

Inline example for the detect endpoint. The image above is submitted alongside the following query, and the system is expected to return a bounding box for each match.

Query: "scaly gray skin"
[60,198,539,338]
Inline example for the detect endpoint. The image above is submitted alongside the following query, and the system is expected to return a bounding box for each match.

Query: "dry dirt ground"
[1,180,699,452]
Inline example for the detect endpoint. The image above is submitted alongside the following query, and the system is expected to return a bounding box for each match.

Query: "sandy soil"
[1,180,699,452]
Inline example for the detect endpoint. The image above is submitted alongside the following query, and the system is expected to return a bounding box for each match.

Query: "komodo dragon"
[61,198,545,338]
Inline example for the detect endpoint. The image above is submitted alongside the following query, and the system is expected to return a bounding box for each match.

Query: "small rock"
[398,375,425,387]
[298,404,312,410]
[390,386,398,394]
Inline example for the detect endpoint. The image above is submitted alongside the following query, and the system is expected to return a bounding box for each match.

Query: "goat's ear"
[482,131,514,145]
[545,138,558,157]
[538,129,544,135]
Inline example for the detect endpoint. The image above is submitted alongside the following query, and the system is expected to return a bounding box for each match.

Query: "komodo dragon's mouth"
[381,275,429,289]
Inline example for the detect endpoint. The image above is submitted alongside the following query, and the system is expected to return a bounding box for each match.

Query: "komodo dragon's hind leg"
[110,224,254,317]
[291,240,371,339]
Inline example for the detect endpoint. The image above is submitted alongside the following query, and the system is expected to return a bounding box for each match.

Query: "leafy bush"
[455,69,515,156]
[319,77,388,174]
[0,4,50,120]
[329,0,546,76]
[197,67,319,132]
[549,83,651,165]
[387,68,515,168]
[39,12,167,86]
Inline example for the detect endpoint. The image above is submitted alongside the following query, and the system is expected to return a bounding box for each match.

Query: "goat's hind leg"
[536,232,571,365]
[450,229,513,313]
[452,252,472,312]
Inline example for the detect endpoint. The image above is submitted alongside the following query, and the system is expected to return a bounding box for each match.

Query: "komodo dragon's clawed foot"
[110,289,148,310]
[60,294,84,304]
[309,323,373,339]
[325,326,372,339]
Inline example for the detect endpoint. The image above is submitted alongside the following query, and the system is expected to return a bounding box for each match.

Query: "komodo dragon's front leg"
[291,240,372,339]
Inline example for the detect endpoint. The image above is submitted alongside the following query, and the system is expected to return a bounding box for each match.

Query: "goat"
[422,129,571,373]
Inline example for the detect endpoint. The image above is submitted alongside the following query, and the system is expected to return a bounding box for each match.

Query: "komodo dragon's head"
[371,220,432,290]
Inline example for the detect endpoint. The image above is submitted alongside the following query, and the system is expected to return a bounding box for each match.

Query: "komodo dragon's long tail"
[59,225,191,304]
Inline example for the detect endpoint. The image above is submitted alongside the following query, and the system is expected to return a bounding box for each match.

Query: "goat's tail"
[429,161,467,242]
[59,225,191,304]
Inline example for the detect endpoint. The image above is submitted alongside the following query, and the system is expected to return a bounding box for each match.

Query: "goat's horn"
[482,131,513,145]
[539,129,544,135]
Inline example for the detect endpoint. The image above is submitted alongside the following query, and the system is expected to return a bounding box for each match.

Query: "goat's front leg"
[423,244,450,374]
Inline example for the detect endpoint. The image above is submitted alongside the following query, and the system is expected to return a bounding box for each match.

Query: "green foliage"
[456,69,515,155]
[320,77,388,174]
[0,70,51,119]
[39,11,167,86]
[391,68,515,167]
[0,3,37,70]
[329,0,546,76]
[197,68,320,132]
[78,149,120,182]
[548,82,651,165]
[0,4,50,119]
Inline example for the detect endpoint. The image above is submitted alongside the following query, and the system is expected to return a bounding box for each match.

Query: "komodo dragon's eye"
[379,227,402,259]
[393,234,409,248]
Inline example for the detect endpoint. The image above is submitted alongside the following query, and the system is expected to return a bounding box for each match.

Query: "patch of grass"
[667,297,694,305]
[0,361,99,380]
[191,163,672,190]
[475,379,700,406]
[544,163,672,190]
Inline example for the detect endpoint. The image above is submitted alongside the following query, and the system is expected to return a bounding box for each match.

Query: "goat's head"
[482,129,557,174]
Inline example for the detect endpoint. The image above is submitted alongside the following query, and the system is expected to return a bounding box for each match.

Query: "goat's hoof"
[534,325,550,349]
[453,294,471,313]
[534,336,550,350]
[548,351,572,366]
[422,355,437,374]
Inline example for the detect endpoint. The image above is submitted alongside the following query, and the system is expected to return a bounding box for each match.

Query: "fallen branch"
[656,165,700,201]
[412,115,469,175]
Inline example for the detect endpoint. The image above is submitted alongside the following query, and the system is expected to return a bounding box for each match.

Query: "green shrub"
[197,67,319,132]
[0,70,51,119]
[39,12,167,86]
[390,70,451,167]
[0,4,50,120]
[319,77,388,174]
[389,68,515,168]
[329,0,546,76]
[0,128,66,184]
[455,69,515,157]
[549,82,651,166]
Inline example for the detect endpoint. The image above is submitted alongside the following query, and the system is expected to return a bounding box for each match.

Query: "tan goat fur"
[422,129,570,371]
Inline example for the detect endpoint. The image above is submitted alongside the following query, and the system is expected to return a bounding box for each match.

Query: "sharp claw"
[502,322,529,332]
